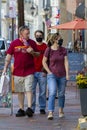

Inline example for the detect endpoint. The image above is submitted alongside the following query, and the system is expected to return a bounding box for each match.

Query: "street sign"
[9,0,17,18]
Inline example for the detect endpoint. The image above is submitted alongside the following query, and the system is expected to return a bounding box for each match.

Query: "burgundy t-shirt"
[34,43,47,72]
[7,38,38,76]
[44,47,67,77]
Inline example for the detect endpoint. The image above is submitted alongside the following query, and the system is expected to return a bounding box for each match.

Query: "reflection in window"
[0,41,5,49]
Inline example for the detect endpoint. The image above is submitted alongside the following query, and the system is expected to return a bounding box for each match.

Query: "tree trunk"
[17,0,24,29]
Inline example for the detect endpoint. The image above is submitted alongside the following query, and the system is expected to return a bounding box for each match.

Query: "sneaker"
[55,96,58,99]
[25,107,34,117]
[16,109,25,117]
[46,97,49,100]
[40,109,46,114]
[47,112,53,120]
[59,112,64,118]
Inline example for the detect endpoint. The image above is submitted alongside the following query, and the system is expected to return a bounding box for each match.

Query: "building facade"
[0,0,86,47]
[60,0,85,48]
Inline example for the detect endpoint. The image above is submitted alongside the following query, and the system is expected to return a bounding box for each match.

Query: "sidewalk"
[0,84,81,130]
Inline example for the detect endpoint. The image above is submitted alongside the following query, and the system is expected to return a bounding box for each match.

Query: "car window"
[0,41,5,49]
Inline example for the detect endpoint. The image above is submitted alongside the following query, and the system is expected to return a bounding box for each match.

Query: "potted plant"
[76,72,87,116]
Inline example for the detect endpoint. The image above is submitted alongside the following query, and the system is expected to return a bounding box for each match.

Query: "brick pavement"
[0,85,82,130]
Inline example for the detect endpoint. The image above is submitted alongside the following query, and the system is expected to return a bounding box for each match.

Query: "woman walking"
[42,33,69,120]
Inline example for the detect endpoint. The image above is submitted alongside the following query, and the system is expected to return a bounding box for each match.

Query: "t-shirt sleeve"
[30,40,39,52]
[63,48,67,56]
[44,47,50,58]
[6,41,14,55]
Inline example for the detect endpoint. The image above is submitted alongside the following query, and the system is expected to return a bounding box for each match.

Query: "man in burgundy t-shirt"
[7,38,38,76]
[3,26,39,117]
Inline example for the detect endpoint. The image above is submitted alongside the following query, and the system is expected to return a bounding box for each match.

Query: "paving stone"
[0,86,82,130]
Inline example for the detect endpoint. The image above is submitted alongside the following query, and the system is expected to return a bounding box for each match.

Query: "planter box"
[80,89,87,116]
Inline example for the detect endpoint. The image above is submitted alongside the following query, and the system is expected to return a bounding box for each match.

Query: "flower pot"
[80,89,87,116]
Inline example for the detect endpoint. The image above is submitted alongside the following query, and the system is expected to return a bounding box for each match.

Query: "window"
[0,41,5,49]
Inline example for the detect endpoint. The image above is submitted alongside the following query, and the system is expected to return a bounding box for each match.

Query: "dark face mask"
[58,38,63,46]
[36,37,43,42]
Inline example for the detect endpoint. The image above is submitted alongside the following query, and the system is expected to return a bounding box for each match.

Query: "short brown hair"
[34,30,44,39]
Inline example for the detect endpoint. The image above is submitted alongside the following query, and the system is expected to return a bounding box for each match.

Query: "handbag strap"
[47,47,51,66]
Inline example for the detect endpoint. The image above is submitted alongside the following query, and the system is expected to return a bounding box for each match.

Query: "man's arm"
[3,54,12,73]
[26,47,40,57]
[30,51,40,57]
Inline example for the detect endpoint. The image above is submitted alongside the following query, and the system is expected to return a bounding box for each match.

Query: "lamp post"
[40,2,50,40]
[24,0,38,38]
[25,0,38,17]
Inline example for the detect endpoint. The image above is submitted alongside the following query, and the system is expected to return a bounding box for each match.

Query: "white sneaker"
[59,112,64,118]
[47,112,53,120]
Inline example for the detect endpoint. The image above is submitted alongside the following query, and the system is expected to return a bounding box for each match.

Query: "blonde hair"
[47,33,60,46]
[19,25,29,35]
[46,33,53,46]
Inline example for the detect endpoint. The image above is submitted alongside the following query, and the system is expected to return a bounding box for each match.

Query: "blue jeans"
[47,73,66,112]
[32,72,47,112]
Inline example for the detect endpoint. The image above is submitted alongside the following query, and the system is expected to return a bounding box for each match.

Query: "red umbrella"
[50,18,87,30]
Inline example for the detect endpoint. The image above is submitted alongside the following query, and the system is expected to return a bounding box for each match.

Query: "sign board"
[50,29,57,34]
[9,0,17,18]
[50,0,59,7]
[68,53,85,81]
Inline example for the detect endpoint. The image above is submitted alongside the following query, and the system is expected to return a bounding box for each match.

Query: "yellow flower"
[76,74,87,89]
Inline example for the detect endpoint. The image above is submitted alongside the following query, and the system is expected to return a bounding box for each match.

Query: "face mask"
[21,37,29,46]
[58,38,63,46]
[36,37,43,42]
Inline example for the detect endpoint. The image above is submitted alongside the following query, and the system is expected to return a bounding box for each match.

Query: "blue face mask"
[58,39,63,46]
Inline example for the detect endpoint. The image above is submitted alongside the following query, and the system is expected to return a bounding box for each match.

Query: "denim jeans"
[32,72,47,112]
[47,73,66,112]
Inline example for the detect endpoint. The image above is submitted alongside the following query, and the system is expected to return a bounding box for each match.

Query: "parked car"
[7,40,11,48]
[0,38,8,56]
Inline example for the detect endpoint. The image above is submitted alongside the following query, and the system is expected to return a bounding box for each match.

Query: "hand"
[48,71,52,74]
[26,47,34,54]
[66,74,69,80]
[42,72,47,77]
[2,67,7,75]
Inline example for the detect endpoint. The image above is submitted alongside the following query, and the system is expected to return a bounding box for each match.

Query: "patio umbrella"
[49,18,87,51]
[50,18,87,30]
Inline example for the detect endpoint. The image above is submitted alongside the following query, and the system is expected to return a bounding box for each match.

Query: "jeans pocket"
[47,73,54,80]
[47,73,53,76]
